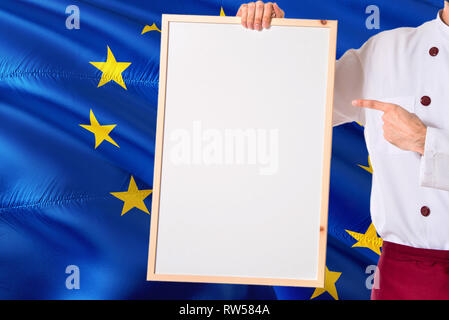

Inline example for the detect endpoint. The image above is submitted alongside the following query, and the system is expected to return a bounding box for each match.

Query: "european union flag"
[0,0,440,299]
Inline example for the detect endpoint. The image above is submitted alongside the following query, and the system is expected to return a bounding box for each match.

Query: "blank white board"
[148,14,337,287]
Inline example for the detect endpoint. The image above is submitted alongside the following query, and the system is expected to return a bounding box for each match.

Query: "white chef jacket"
[334,10,449,250]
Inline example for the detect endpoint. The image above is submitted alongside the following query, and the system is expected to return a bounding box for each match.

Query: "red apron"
[371,241,449,300]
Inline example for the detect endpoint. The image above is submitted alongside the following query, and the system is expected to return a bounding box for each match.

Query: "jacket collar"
[436,9,449,36]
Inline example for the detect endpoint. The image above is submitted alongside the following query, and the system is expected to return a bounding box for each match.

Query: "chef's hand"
[352,99,427,155]
[236,1,285,30]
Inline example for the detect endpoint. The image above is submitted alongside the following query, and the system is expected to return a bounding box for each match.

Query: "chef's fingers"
[239,4,248,27]
[262,2,273,29]
[254,1,265,30]
[247,2,256,29]
[352,99,392,112]
[236,4,243,16]
[273,2,284,18]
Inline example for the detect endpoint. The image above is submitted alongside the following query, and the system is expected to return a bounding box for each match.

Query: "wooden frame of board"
[147,14,337,288]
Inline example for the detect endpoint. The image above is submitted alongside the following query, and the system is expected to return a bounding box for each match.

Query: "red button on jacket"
[429,47,439,56]
[421,96,431,106]
[421,206,431,217]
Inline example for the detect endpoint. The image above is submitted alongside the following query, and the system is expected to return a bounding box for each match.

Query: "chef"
[237,1,449,299]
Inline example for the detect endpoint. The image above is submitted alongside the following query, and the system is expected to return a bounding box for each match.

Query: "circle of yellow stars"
[84,20,156,215]
[84,8,228,216]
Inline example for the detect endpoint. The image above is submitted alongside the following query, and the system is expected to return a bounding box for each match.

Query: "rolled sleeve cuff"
[420,127,449,191]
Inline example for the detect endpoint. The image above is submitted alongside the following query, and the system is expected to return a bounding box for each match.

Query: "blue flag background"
[0,0,441,299]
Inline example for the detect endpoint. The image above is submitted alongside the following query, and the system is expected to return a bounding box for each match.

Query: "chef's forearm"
[419,127,449,191]
[333,49,367,127]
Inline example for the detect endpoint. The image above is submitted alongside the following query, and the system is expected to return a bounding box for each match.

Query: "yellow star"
[358,156,373,173]
[90,46,131,90]
[220,6,226,16]
[110,176,152,216]
[79,109,119,149]
[141,23,161,34]
[346,223,383,255]
[311,266,342,300]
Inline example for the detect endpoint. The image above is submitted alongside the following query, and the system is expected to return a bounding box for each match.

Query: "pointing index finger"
[352,99,392,112]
